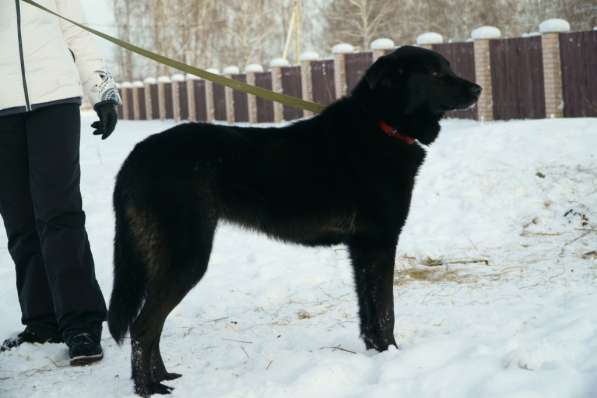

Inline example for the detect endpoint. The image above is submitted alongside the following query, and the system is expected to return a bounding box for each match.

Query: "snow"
[332,43,355,54]
[170,74,185,82]
[132,81,144,88]
[1,115,597,398]
[206,68,220,75]
[300,51,320,61]
[244,64,264,73]
[157,76,171,83]
[416,32,444,45]
[370,38,395,50]
[185,74,200,80]
[222,66,240,75]
[269,58,290,67]
[120,81,132,88]
[539,19,571,33]
[143,77,156,84]
[471,26,502,40]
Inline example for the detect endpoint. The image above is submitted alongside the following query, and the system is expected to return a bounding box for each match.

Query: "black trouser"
[0,103,106,340]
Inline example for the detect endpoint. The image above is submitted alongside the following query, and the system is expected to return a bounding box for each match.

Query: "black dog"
[108,45,480,396]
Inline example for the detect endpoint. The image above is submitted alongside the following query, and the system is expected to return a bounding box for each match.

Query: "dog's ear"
[365,55,404,90]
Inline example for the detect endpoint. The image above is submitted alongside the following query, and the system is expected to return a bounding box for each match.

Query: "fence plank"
[150,84,159,119]
[164,82,174,119]
[490,37,546,120]
[560,31,597,117]
[345,52,373,93]
[213,83,227,121]
[281,66,303,121]
[178,82,189,120]
[193,80,207,121]
[232,74,249,122]
[137,87,146,120]
[433,42,477,119]
[311,60,336,106]
[254,72,274,123]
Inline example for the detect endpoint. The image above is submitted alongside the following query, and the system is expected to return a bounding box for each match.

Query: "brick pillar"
[171,74,185,122]
[157,76,170,121]
[539,19,570,118]
[416,32,444,50]
[332,43,354,99]
[223,66,239,123]
[204,68,218,122]
[132,81,144,120]
[144,77,155,119]
[370,38,395,61]
[245,64,263,123]
[186,74,198,122]
[472,26,501,121]
[300,52,318,118]
[270,58,289,123]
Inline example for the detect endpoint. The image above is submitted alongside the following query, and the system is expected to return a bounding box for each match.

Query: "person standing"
[0,0,120,365]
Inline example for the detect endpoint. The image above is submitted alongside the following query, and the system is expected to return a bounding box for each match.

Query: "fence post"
[157,76,170,120]
[144,77,156,119]
[223,66,240,123]
[370,38,395,61]
[245,64,264,123]
[300,51,319,118]
[132,81,144,120]
[186,74,198,122]
[416,32,444,49]
[204,68,218,122]
[332,43,355,99]
[120,81,131,119]
[472,26,501,121]
[171,74,185,122]
[539,19,570,118]
[270,58,289,123]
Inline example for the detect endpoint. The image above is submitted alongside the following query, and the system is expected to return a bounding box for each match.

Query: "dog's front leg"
[349,241,398,351]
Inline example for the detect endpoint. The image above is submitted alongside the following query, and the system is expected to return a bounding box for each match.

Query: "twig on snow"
[222,338,254,344]
[320,345,357,354]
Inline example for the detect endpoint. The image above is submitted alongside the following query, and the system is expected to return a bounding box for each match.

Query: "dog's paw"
[135,382,174,396]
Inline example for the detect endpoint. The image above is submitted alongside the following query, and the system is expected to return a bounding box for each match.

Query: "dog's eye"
[431,71,443,78]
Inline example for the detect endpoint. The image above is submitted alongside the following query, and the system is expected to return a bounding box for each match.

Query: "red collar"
[378,121,416,145]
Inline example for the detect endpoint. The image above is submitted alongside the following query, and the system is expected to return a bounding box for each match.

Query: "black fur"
[108,46,480,396]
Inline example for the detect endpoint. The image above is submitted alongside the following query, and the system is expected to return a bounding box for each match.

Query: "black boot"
[66,332,103,366]
[1,326,62,352]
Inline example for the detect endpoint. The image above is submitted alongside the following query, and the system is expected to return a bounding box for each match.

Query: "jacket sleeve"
[55,0,121,106]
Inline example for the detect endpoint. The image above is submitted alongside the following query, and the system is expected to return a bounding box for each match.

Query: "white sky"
[80,1,117,65]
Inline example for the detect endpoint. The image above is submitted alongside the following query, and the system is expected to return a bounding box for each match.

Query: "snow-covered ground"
[0,115,596,398]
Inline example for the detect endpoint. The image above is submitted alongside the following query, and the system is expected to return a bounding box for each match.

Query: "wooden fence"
[116,22,596,123]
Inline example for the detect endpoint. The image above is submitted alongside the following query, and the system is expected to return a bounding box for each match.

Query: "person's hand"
[92,101,118,140]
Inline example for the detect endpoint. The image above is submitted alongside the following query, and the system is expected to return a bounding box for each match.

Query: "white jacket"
[0,0,120,116]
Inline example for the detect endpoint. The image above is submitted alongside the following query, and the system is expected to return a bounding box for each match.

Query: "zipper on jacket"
[15,0,31,111]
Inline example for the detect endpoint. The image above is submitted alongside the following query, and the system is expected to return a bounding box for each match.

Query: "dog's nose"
[470,84,482,98]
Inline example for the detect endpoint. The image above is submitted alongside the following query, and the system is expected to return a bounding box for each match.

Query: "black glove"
[92,101,118,140]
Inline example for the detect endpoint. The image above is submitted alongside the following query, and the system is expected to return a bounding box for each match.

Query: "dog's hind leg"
[130,203,217,396]
[349,239,398,352]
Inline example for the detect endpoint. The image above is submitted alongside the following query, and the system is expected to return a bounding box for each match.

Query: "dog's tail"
[108,167,147,345]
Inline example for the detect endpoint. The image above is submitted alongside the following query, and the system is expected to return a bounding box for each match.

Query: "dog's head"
[353,45,481,144]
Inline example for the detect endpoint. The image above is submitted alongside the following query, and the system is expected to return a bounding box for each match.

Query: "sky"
[80,0,117,65]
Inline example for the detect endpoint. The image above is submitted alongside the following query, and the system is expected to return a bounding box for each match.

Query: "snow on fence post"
[416,32,444,49]
[132,81,144,120]
[171,74,185,122]
[472,26,501,121]
[370,38,395,61]
[186,74,199,122]
[204,68,219,122]
[270,58,289,123]
[223,66,240,123]
[115,83,123,118]
[245,64,264,123]
[539,19,570,118]
[157,76,171,120]
[332,43,355,99]
[300,51,319,118]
